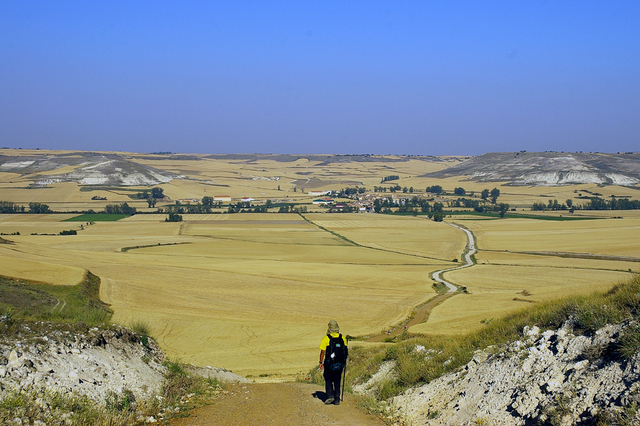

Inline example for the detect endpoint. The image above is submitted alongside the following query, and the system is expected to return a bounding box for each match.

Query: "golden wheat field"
[1,150,640,377]
[0,213,453,376]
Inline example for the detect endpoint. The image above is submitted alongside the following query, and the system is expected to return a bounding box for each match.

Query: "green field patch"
[64,213,130,222]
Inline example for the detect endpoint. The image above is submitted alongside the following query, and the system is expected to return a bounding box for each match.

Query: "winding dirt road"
[366,222,476,341]
[432,223,476,292]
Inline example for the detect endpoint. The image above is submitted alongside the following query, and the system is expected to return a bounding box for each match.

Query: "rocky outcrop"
[425,151,640,186]
[0,321,167,403]
[373,322,640,425]
[0,319,248,409]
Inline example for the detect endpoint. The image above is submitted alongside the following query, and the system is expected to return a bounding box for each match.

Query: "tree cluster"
[480,188,501,203]
[104,203,136,215]
[373,196,445,220]
[29,202,52,213]
[165,212,183,222]
[336,187,366,198]
[449,198,509,217]
[0,201,25,213]
[135,187,165,208]
[426,185,443,194]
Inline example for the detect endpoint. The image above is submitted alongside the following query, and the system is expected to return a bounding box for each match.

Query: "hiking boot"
[333,398,340,405]
[324,398,335,405]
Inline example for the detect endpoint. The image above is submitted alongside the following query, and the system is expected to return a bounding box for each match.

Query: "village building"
[214,195,232,202]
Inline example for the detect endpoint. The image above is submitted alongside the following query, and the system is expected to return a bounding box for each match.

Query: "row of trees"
[534,197,640,211]
[336,187,366,197]
[425,186,501,203]
[0,201,51,214]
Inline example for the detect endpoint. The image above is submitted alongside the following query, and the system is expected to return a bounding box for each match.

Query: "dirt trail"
[366,222,475,342]
[170,382,386,426]
[366,291,452,342]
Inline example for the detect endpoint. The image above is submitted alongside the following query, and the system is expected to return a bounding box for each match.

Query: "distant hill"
[425,152,640,186]
[0,152,179,186]
[205,153,447,164]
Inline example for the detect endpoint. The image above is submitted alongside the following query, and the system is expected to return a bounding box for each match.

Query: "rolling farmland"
[1,149,639,377]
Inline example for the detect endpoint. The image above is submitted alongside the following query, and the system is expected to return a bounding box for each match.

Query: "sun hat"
[327,320,339,334]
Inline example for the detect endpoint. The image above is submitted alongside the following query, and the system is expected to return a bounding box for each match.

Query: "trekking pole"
[341,359,347,401]
[341,335,348,401]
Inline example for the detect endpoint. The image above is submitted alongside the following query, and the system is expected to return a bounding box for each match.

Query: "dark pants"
[323,367,343,400]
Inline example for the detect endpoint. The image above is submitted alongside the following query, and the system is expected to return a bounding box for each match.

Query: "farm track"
[52,298,66,313]
[365,222,476,342]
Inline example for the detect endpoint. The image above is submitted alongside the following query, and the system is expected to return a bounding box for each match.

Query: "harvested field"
[0,255,85,286]
[414,265,631,335]
[306,214,465,261]
[0,213,450,376]
[464,217,640,257]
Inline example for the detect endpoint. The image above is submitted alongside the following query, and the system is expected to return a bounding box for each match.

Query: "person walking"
[319,320,348,405]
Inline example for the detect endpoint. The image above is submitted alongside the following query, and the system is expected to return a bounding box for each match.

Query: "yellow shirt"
[319,333,347,350]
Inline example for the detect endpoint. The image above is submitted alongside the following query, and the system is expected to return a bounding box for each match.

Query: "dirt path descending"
[170,382,386,426]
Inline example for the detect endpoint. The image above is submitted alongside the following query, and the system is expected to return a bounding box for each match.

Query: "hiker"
[319,320,348,405]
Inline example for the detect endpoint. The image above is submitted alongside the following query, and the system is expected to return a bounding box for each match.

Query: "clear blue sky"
[1,1,639,155]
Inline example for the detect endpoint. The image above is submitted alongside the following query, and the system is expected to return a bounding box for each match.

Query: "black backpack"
[325,334,348,371]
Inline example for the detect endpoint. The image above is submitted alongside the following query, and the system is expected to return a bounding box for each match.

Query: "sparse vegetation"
[0,272,111,325]
[345,274,640,402]
[162,360,221,410]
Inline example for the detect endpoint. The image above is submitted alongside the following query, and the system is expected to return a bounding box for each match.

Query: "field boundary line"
[481,249,640,263]
[297,213,451,262]
[462,262,637,274]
